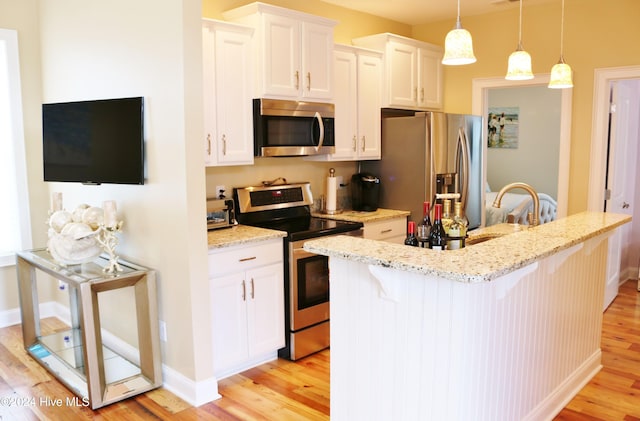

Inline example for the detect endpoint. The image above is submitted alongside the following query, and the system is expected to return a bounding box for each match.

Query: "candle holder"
[95,221,124,274]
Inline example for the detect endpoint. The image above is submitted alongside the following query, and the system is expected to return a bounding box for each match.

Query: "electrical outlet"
[159,320,167,342]
[336,175,344,189]
[215,185,226,199]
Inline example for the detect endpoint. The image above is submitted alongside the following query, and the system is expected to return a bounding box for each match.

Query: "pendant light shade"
[548,0,573,88]
[506,46,533,80]
[442,0,476,65]
[549,60,573,88]
[506,0,533,80]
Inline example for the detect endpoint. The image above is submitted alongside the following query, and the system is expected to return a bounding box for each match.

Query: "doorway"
[588,65,640,302]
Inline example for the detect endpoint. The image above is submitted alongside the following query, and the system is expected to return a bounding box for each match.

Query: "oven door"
[290,240,330,331]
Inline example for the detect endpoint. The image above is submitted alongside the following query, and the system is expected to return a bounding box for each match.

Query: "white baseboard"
[0,303,221,407]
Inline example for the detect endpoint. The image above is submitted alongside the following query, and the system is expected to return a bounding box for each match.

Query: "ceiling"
[319,0,556,26]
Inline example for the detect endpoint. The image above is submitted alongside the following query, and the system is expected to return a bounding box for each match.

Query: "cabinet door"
[331,49,358,160]
[214,28,254,165]
[387,41,417,108]
[247,263,285,356]
[262,13,300,98]
[301,21,333,100]
[202,24,216,165]
[211,272,249,372]
[357,53,382,160]
[418,47,443,110]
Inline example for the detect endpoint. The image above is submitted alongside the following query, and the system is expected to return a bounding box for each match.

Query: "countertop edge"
[303,212,632,283]
[207,225,287,249]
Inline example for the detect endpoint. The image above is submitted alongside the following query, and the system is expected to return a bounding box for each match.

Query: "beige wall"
[413,0,640,214]
[36,0,211,385]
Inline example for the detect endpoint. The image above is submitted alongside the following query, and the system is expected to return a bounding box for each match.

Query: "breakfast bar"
[304,212,631,420]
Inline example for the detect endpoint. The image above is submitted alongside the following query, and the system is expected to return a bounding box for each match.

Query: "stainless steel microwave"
[253,98,335,157]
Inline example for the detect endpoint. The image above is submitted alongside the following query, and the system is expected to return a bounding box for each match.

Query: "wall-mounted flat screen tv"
[42,96,145,185]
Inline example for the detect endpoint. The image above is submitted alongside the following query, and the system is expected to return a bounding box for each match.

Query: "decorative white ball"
[72,204,90,222]
[82,206,104,230]
[49,210,73,233]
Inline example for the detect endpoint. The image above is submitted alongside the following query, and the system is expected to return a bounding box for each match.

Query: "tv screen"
[42,96,145,185]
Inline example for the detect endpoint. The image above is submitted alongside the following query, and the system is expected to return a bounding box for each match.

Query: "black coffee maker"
[351,173,380,211]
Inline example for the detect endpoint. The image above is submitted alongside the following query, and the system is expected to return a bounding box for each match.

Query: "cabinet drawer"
[209,239,283,277]
[363,217,407,242]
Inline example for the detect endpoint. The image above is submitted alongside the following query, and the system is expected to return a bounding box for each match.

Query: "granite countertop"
[303,211,631,283]
[208,224,287,249]
[311,208,410,223]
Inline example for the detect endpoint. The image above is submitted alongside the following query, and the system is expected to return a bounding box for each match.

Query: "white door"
[603,79,639,309]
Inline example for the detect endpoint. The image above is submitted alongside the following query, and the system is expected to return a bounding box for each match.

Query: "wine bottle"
[417,201,432,247]
[428,204,446,250]
[404,221,419,247]
[442,199,453,235]
[447,201,469,250]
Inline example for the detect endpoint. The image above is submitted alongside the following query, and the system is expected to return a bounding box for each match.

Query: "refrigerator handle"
[457,127,471,209]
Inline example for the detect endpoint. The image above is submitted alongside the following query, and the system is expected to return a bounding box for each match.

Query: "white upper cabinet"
[319,44,381,161]
[224,2,337,101]
[353,33,443,110]
[202,19,254,166]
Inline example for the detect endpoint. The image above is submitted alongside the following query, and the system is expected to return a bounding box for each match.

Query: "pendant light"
[548,0,573,88]
[505,0,533,80]
[442,0,476,65]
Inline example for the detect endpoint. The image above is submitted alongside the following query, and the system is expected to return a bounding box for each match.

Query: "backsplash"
[205,158,358,208]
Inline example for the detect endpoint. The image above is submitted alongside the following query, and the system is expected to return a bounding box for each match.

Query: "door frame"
[472,74,572,220]
[587,65,640,211]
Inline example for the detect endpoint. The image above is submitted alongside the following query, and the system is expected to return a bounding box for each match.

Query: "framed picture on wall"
[488,106,519,148]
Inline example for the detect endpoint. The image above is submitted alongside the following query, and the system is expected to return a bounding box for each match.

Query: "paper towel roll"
[326,176,337,213]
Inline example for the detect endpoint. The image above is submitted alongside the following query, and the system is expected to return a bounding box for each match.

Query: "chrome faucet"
[492,182,540,226]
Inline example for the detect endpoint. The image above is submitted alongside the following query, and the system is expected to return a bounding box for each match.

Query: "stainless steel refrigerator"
[361,111,484,229]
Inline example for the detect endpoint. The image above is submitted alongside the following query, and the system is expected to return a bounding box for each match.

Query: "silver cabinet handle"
[250,278,255,299]
[206,133,211,155]
[420,88,425,102]
[295,70,299,90]
[307,72,311,91]
[241,279,246,301]
[380,228,393,234]
[413,87,417,101]
[239,256,257,262]
[361,136,366,152]
[222,134,227,156]
[352,135,357,151]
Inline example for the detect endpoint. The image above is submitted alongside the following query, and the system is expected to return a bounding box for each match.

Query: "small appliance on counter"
[351,172,380,211]
[206,198,235,230]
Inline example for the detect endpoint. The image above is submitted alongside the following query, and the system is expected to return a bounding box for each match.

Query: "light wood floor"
[1,280,638,420]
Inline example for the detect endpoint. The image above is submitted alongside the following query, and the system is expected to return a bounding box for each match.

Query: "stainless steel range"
[233,182,363,360]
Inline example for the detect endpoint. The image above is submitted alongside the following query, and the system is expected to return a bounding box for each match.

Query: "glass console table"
[16,248,162,409]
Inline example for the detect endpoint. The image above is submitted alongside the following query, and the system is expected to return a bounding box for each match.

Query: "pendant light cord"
[518,0,524,49]
[559,0,565,59]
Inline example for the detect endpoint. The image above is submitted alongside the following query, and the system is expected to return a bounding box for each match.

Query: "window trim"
[0,28,32,267]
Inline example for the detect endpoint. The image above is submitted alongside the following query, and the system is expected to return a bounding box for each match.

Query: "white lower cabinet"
[362,216,408,244]
[209,239,284,379]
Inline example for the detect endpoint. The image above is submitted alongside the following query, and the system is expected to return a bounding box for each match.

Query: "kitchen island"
[304,212,631,421]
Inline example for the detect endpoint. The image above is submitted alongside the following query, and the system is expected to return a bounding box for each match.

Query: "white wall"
[37,0,215,402]
[487,85,561,199]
